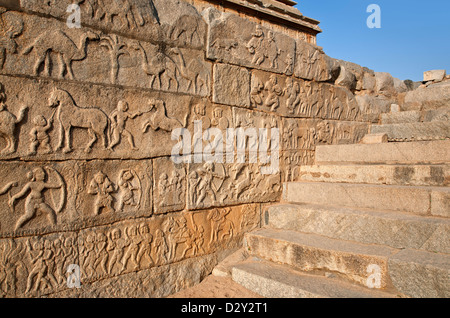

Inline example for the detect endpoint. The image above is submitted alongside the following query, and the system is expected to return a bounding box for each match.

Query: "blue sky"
[296,0,450,81]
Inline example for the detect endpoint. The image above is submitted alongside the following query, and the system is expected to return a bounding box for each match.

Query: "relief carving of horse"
[48,88,110,153]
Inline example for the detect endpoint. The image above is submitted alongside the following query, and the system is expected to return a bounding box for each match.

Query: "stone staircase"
[223,135,450,298]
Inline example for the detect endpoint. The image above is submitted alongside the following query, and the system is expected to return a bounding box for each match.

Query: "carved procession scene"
[0,0,432,299]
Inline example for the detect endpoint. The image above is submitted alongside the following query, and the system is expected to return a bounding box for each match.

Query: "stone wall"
[0,0,376,297]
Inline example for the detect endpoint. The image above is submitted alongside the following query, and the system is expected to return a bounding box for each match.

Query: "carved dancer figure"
[0,83,28,155]
[106,228,126,274]
[153,229,168,265]
[88,171,115,215]
[265,30,281,69]
[285,78,301,114]
[195,163,226,206]
[121,225,141,272]
[208,208,233,245]
[28,114,54,155]
[9,168,63,231]
[250,76,265,107]
[108,101,142,151]
[136,223,154,267]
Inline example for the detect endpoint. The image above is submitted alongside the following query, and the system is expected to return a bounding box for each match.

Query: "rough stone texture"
[0,0,447,299]
[213,63,250,107]
[360,133,388,144]
[423,70,446,82]
[370,121,450,141]
[266,204,450,253]
[315,140,450,165]
[388,249,450,298]
[297,164,450,187]
[232,260,397,298]
[380,111,421,124]
[403,81,450,110]
[245,229,396,288]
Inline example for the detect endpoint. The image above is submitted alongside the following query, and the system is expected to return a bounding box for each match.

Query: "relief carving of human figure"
[9,167,64,231]
[88,171,115,215]
[108,101,143,151]
[116,169,140,212]
[28,114,54,155]
[264,75,283,112]
[247,25,265,66]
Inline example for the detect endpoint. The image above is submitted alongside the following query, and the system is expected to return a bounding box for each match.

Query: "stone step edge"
[283,181,450,217]
[231,258,400,298]
[264,203,450,253]
[297,164,450,187]
[245,228,450,292]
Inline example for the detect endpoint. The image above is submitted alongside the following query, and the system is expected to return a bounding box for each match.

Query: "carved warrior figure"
[0,82,28,155]
[88,171,115,215]
[142,99,188,133]
[22,30,99,79]
[0,11,23,69]
[9,167,65,231]
[48,88,110,153]
[0,239,26,296]
[116,169,141,211]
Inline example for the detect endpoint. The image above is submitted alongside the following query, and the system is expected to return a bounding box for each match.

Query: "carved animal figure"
[132,42,179,90]
[169,47,210,94]
[22,30,99,79]
[0,11,24,69]
[0,83,27,155]
[168,14,203,47]
[142,99,188,133]
[48,88,110,153]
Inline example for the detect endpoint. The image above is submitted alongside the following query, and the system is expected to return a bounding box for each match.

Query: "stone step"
[284,181,450,217]
[370,121,450,142]
[380,108,450,125]
[297,164,450,187]
[315,140,450,165]
[232,259,398,298]
[265,204,450,253]
[244,228,450,297]
[388,248,450,298]
[245,228,397,288]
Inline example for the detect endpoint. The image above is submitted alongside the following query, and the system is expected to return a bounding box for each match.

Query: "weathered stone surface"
[294,40,332,82]
[370,121,450,141]
[403,81,450,110]
[360,133,388,144]
[431,190,450,217]
[251,70,361,120]
[285,181,446,216]
[206,8,296,75]
[245,228,395,288]
[388,249,450,298]
[380,111,421,124]
[423,70,446,82]
[315,140,450,164]
[266,204,450,253]
[297,164,450,187]
[375,72,395,93]
[232,260,396,298]
[0,75,191,159]
[213,63,250,107]
[0,10,210,96]
[0,204,260,297]
[355,95,393,123]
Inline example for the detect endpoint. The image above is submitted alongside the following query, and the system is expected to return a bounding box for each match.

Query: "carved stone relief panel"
[19,0,207,50]
[0,160,152,238]
[294,40,332,82]
[0,232,79,298]
[0,76,192,160]
[251,70,362,121]
[292,119,369,151]
[206,8,296,75]
[153,157,186,214]
[281,150,315,182]
[0,11,210,96]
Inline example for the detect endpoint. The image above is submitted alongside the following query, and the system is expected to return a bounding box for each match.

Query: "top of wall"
[202,0,322,35]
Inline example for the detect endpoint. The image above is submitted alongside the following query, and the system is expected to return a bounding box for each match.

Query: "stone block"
[213,63,250,107]
[423,70,446,82]
[360,133,388,144]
